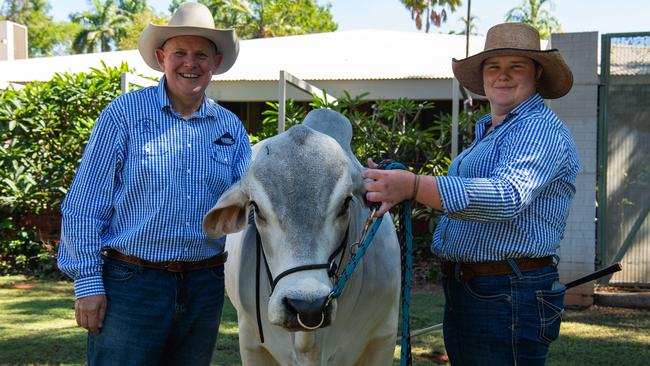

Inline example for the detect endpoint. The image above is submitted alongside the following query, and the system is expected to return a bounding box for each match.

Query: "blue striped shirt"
[57,77,252,298]
[432,93,579,262]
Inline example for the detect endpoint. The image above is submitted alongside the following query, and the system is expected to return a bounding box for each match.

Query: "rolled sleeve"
[436,176,469,214]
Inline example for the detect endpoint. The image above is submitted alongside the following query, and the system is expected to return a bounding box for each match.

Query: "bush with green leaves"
[0,62,129,277]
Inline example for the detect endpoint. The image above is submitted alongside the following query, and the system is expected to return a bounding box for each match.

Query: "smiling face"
[482,55,542,117]
[155,35,223,115]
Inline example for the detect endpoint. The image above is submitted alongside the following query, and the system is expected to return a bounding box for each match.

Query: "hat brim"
[138,24,239,75]
[452,48,573,99]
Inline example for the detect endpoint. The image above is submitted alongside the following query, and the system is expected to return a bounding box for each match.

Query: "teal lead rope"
[385,162,413,366]
[399,198,413,366]
[327,161,413,366]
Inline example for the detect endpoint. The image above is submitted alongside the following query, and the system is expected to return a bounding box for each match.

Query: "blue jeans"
[88,256,225,366]
[442,263,565,366]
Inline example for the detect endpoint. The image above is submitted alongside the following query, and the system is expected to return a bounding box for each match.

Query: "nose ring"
[297,312,325,330]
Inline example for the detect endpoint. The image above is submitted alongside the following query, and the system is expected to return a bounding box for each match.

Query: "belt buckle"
[166,261,184,272]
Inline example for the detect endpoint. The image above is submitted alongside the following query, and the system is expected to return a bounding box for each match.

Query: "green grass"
[1,276,649,366]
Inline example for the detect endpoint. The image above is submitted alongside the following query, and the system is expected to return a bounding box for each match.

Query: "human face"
[482,55,541,117]
[155,35,223,109]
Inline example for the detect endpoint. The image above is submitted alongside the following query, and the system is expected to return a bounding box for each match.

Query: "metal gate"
[598,32,650,286]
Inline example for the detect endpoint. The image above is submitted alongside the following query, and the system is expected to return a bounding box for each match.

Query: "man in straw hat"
[57,2,251,364]
[364,22,579,364]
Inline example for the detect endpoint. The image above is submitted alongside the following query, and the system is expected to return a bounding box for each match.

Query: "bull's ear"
[202,181,250,238]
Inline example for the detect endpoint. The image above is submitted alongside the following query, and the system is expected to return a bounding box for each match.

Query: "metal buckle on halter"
[327,260,338,279]
[352,207,377,255]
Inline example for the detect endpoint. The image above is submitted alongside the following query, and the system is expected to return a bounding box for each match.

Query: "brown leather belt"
[102,249,228,272]
[440,256,553,282]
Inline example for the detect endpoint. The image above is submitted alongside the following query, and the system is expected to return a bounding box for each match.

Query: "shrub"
[0,62,129,277]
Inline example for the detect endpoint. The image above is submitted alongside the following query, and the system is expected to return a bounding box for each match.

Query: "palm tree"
[505,0,562,39]
[71,0,130,53]
[400,0,462,33]
[449,14,479,35]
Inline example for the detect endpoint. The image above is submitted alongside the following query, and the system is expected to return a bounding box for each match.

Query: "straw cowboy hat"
[452,22,573,99]
[138,2,239,75]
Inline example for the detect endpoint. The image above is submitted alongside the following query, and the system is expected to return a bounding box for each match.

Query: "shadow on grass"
[0,329,87,365]
[5,298,75,315]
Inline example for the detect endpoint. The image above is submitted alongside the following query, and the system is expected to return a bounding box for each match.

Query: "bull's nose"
[284,296,329,329]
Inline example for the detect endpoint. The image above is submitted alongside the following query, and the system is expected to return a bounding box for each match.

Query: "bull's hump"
[287,124,312,145]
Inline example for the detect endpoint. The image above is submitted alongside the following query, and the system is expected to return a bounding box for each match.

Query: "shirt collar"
[507,92,544,119]
[155,76,219,119]
[476,93,543,138]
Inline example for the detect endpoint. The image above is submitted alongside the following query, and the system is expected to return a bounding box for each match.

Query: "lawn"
[1,275,649,365]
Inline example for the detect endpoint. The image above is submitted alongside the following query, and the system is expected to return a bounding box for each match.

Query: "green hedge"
[0,64,485,276]
[0,63,129,276]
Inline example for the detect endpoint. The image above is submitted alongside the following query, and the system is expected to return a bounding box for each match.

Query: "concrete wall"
[548,32,599,307]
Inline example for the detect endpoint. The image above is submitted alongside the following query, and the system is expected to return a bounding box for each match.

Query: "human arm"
[57,103,125,300]
[362,158,443,216]
[437,119,570,221]
[232,124,252,183]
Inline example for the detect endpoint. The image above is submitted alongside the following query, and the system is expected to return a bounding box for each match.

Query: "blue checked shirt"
[58,77,252,298]
[432,93,579,262]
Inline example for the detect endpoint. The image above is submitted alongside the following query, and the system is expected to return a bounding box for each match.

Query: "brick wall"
[547,32,599,307]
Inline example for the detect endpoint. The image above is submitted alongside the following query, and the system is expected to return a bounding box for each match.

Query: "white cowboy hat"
[452,22,573,99]
[138,2,239,75]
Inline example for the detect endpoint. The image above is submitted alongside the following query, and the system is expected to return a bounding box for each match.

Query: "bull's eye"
[338,196,353,217]
[251,201,266,222]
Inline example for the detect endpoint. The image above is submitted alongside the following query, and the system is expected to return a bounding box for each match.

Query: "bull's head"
[202,109,365,332]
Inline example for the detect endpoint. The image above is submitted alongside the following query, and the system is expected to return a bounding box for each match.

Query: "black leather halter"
[254,224,349,343]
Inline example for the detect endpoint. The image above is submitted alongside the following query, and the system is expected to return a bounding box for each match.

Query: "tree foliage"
[505,0,562,39]
[168,0,337,39]
[71,0,130,53]
[115,6,168,50]
[400,0,462,33]
[449,14,479,35]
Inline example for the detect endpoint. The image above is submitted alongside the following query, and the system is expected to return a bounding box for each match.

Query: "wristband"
[411,174,421,200]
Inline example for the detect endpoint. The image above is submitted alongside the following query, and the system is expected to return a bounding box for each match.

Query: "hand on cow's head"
[202,180,250,238]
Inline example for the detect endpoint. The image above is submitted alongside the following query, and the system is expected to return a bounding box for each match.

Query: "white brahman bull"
[202,109,401,365]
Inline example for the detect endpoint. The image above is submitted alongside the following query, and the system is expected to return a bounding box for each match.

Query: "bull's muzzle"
[283,296,330,330]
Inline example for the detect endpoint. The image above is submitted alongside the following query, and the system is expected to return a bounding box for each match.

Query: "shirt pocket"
[129,133,171,192]
[203,145,235,201]
[210,145,233,167]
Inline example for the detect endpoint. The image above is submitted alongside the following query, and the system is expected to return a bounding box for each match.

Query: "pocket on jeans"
[536,281,566,344]
[461,279,511,302]
[103,259,138,281]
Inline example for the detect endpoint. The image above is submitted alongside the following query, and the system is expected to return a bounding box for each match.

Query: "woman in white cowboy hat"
[364,22,579,365]
[57,3,252,365]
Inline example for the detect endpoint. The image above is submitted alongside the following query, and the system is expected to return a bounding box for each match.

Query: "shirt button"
[185,222,190,226]
[224,157,228,162]
[184,248,188,252]
[187,195,191,200]
[186,169,191,174]
[187,143,192,148]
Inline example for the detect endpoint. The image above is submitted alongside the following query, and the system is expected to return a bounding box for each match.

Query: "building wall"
[548,32,599,307]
